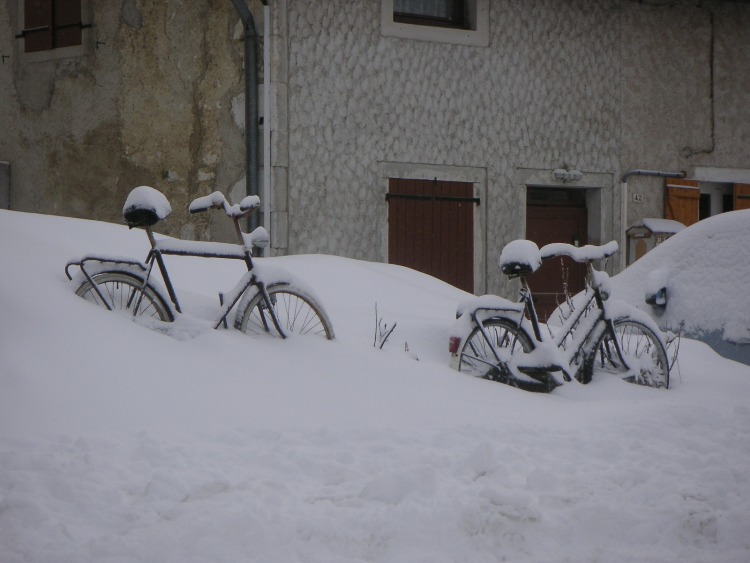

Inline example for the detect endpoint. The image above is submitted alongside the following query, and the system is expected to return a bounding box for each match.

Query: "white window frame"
[381,0,489,47]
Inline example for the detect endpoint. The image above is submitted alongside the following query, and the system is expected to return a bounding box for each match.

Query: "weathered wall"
[0,0,248,240]
[618,0,750,226]
[283,0,621,294]
[2,0,749,295]
[279,0,750,294]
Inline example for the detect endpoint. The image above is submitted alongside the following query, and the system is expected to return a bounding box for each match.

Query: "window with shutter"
[381,0,489,47]
[21,0,83,53]
[394,0,468,29]
[735,184,750,212]
[664,179,700,227]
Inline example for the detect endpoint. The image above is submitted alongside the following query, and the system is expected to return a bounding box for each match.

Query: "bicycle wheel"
[589,319,669,388]
[457,318,534,385]
[236,284,334,340]
[75,271,173,322]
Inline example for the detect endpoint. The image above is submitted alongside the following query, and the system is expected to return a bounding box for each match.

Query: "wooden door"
[526,189,588,321]
[665,179,700,226]
[387,178,476,292]
[734,183,750,211]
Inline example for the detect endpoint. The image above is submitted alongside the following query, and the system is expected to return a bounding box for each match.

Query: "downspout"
[619,169,686,271]
[229,0,267,231]
[262,1,271,255]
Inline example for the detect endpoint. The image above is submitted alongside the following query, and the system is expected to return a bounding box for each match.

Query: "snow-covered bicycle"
[65,186,334,340]
[449,240,668,392]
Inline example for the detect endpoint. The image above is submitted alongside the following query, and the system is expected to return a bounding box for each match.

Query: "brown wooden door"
[387,178,475,292]
[665,179,700,226]
[526,189,588,321]
[734,183,750,211]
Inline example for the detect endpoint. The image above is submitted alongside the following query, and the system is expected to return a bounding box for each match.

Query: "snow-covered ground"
[1,208,749,562]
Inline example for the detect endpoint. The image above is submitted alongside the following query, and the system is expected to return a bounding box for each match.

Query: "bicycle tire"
[75,271,173,322]
[236,283,334,340]
[589,318,669,388]
[457,318,534,385]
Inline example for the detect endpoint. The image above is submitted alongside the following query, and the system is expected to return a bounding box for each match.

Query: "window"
[394,0,468,29]
[18,0,86,53]
[381,0,489,47]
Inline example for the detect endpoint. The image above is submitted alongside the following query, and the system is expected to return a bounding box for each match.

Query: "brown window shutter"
[665,179,700,227]
[387,178,475,292]
[24,0,53,52]
[54,0,82,49]
[734,183,750,212]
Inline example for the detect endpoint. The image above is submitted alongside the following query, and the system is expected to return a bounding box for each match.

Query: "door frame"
[378,161,487,294]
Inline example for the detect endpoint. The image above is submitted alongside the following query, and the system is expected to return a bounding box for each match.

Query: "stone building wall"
[278,0,750,294]
[283,0,621,294]
[2,0,749,296]
[618,1,750,227]
[0,0,251,240]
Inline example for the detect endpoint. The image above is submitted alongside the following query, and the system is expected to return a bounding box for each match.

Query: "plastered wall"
[0,0,250,240]
[279,0,750,294]
[2,0,749,296]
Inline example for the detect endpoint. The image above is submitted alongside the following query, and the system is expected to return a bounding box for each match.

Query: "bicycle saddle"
[499,239,542,276]
[123,186,172,228]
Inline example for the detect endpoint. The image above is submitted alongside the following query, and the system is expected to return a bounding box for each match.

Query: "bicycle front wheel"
[457,318,534,385]
[236,284,334,340]
[590,319,669,388]
[75,271,173,322]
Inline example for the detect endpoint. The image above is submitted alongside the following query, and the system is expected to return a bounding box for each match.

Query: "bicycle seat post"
[519,274,544,341]
[144,226,157,249]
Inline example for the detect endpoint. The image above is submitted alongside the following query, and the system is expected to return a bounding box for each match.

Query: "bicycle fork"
[255,283,287,338]
[599,318,630,371]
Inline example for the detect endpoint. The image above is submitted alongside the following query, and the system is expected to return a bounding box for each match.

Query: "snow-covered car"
[611,209,750,365]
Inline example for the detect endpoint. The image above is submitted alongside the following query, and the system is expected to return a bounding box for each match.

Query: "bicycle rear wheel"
[457,318,534,385]
[75,271,173,322]
[236,284,334,340]
[590,319,669,388]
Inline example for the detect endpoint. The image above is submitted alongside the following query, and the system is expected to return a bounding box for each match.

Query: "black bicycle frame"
[138,226,286,336]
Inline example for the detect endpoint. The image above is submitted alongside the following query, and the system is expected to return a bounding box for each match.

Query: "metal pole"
[229,0,266,232]
[262,2,272,255]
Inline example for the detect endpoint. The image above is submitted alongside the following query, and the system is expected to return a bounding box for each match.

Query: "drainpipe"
[229,0,267,231]
[262,1,271,255]
[619,169,686,271]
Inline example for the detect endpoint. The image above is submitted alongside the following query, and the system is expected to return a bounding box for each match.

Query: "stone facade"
[2,0,749,296]
[0,0,252,241]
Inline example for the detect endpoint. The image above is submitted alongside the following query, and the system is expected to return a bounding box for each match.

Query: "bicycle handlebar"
[539,241,618,263]
[189,191,260,219]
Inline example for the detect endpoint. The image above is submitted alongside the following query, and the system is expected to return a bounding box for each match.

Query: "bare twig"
[374,303,397,349]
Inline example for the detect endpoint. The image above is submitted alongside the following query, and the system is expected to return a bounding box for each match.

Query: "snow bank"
[613,209,750,339]
[1,209,749,562]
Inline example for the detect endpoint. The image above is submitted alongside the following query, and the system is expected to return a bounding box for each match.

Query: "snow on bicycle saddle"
[123,186,172,228]
[499,239,542,276]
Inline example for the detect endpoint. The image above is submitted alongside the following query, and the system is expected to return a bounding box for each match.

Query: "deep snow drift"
[1,209,749,562]
[613,209,750,342]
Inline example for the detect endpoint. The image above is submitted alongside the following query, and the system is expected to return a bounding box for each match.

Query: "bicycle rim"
[237,284,334,340]
[75,271,172,322]
[593,319,669,388]
[458,318,533,384]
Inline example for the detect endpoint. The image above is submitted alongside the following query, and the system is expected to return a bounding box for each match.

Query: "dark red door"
[526,189,588,320]
[387,178,475,292]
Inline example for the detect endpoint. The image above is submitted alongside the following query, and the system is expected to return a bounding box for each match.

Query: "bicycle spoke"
[592,320,669,388]
[76,273,171,322]
[238,286,333,339]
